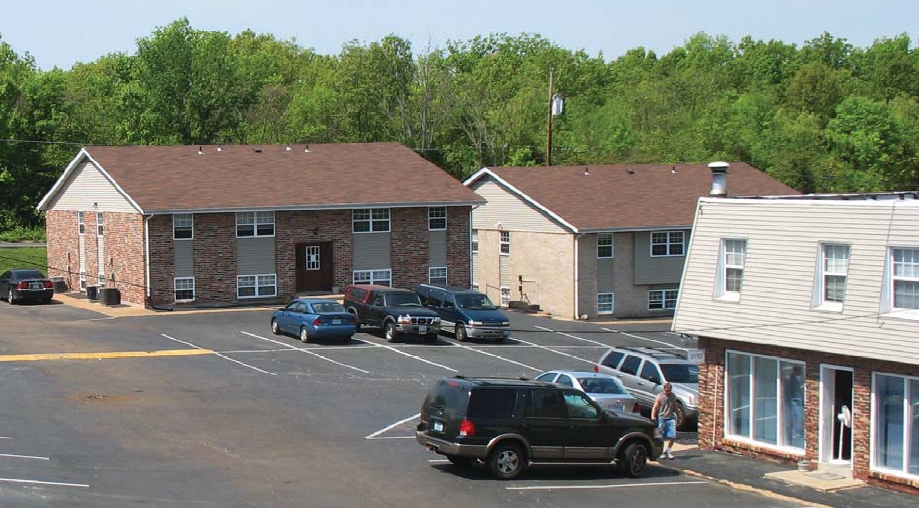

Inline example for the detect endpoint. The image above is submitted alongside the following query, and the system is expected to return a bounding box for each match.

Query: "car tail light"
[459,418,475,437]
[312,318,322,326]
[43,280,53,289]
[593,365,599,373]
[17,282,28,289]
[350,315,357,325]
[632,402,641,414]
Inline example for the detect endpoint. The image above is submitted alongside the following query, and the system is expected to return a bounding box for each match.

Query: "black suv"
[416,376,663,480]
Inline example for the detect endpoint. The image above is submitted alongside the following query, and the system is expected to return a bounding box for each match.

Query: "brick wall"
[698,336,919,494]
[45,211,80,290]
[147,215,175,307]
[390,208,429,288]
[103,212,146,305]
[275,210,353,299]
[190,214,237,306]
[446,207,470,287]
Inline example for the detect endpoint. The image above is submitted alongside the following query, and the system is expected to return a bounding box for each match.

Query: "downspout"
[573,232,585,320]
[144,215,152,305]
[469,206,477,289]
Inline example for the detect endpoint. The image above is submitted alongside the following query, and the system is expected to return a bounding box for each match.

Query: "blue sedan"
[271,299,357,343]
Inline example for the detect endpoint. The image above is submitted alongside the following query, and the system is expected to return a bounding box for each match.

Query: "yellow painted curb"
[0,349,214,362]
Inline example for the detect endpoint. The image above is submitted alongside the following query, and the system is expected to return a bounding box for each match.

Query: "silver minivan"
[595,347,699,429]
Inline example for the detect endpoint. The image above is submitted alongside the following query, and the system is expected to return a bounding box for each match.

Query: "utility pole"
[546,69,554,167]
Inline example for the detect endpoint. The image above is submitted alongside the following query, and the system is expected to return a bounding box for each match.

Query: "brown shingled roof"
[480,163,799,231]
[80,143,483,213]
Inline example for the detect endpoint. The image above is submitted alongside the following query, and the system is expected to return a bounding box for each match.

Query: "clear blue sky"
[2,0,917,70]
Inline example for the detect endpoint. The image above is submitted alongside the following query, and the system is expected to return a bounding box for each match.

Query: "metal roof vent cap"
[707,161,729,196]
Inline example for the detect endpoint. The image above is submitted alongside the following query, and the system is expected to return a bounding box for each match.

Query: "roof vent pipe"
[708,161,729,196]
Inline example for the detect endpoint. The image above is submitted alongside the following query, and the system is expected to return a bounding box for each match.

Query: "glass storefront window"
[726,351,804,450]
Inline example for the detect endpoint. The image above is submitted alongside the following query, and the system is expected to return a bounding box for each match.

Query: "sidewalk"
[662,445,916,508]
[55,292,273,317]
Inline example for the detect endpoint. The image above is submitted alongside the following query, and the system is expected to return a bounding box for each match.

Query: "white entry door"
[819,365,854,465]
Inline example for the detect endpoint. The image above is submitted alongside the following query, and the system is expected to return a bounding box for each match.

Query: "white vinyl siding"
[673,198,919,365]
[469,179,567,234]
[44,161,137,213]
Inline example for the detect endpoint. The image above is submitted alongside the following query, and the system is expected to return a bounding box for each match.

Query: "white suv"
[595,347,700,429]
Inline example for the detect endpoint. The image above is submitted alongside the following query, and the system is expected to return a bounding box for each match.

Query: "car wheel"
[383,322,398,342]
[299,327,311,343]
[617,441,649,478]
[455,324,468,342]
[446,455,476,468]
[8,289,15,305]
[487,442,525,480]
[270,319,281,335]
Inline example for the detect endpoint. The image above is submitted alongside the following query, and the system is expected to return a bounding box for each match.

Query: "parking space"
[0,299,821,508]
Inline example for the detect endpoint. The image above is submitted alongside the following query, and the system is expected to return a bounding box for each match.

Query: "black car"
[0,269,54,304]
[416,376,663,480]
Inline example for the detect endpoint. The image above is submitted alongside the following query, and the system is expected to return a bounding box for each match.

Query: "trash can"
[51,277,68,293]
[86,285,99,300]
[99,287,121,306]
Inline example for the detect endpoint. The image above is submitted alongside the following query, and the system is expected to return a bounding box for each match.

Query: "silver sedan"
[535,370,642,416]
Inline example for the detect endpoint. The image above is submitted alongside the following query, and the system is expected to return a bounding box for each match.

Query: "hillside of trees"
[1,18,918,230]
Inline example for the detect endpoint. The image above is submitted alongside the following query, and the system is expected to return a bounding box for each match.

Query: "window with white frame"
[236,211,275,237]
[726,351,805,449]
[598,233,614,258]
[873,372,919,477]
[651,231,684,257]
[97,272,105,287]
[648,289,678,310]
[79,271,87,290]
[96,212,104,236]
[352,269,392,286]
[890,248,919,313]
[500,231,510,255]
[175,277,195,301]
[428,207,446,230]
[471,229,479,254]
[237,274,277,298]
[471,283,479,291]
[597,293,614,314]
[499,286,511,306]
[173,213,193,240]
[78,211,85,235]
[352,209,390,233]
[428,267,447,285]
[813,243,849,310]
[716,238,747,300]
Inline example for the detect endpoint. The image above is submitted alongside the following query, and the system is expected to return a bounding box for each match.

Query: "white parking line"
[513,338,596,367]
[450,342,539,371]
[241,332,370,374]
[365,413,419,439]
[601,328,688,351]
[0,477,89,488]
[161,334,277,375]
[534,326,611,348]
[507,480,707,491]
[369,343,458,372]
[0,453,49,460]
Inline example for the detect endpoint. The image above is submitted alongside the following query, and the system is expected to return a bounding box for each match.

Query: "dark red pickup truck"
[343,284,441,342]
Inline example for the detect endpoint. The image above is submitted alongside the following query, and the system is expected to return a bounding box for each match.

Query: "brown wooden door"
[296,242,333,292]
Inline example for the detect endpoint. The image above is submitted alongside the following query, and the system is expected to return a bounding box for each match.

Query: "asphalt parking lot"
[0,297,818,508]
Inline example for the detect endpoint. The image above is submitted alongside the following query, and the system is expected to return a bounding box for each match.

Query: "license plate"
[418,325,427,333]
[618,405,626,413]
[332,319,341,324]
[433,421,444,432]
[30,283,42,290]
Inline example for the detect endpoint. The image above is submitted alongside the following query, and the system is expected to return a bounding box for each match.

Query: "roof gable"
[467,163,799,231]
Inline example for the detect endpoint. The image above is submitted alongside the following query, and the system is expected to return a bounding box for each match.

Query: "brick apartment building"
[37,143,482,308]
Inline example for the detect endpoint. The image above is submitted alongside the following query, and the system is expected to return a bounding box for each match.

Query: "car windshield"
[660,364,699,383]
[577,377,628,395]
[387,293,422,306]
[15,270,44,279]
[311,302,346,313]
[456,294,496,310]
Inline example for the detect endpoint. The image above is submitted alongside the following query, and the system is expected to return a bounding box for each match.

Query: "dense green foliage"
[1,19,918,232]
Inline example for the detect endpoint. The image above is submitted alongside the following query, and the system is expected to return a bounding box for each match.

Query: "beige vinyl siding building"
[673,194,919,494]
[465,163,797,320]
